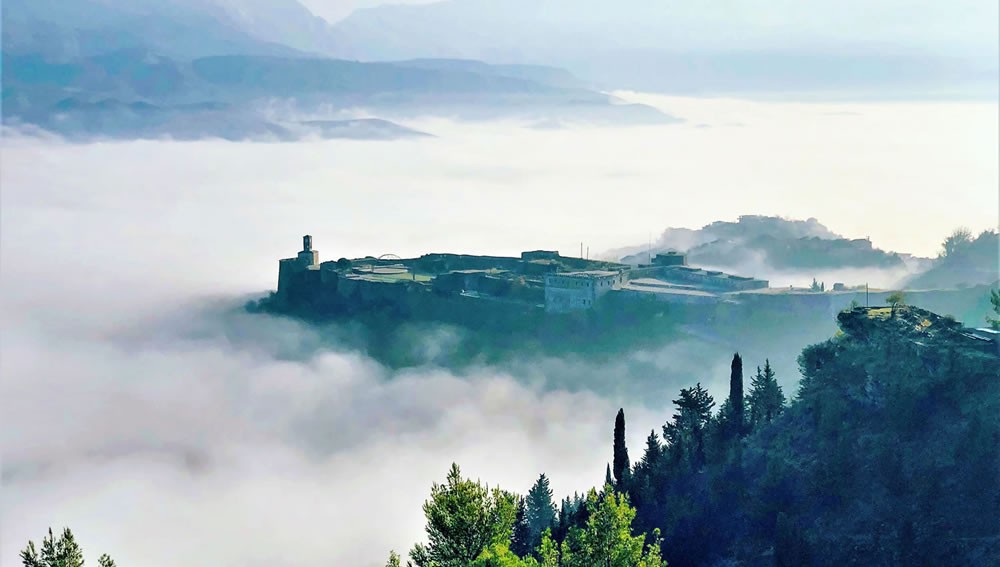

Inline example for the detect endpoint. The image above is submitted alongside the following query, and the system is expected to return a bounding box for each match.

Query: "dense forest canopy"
[381,298,1000,566]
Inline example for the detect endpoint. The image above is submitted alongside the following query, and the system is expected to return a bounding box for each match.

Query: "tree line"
[394,296,1000,565]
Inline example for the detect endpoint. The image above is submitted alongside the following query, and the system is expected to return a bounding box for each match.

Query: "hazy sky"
[303,0,998,57]
[300,0,436,22]
[1,94,997,566]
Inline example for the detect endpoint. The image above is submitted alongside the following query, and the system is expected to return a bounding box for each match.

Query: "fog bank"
[2,94,996,566]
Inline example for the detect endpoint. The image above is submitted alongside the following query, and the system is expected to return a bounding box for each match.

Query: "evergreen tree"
[98,556,117,567]
[613,408,631,488]
[385,551,402,567]
[559,487,664,567]
[571,493,590,533]
[511,498,533,558]
[21,528,86,567]
[410,463,518,567]
[605,464,614,489]
[635,430,662,476]
[747,359,785,429]
[631,430,664,532]
[524,474,557,554]
[663,383,715,469]
[555,498,571,543]
[728,353,745,437]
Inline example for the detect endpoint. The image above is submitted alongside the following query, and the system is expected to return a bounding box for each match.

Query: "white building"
[544,270,624,312]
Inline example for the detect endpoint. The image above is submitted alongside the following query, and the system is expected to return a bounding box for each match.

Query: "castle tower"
[297,234,318,267]
[278,234,320,299]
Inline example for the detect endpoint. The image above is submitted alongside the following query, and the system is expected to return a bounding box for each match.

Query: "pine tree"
[748,359,785,430]
[524,474,557,554]
[410,463,518,567]
[663,383,715,469]
[98,555,117,567]
[21,528,86,567]
[605,464,614,489]
[613,408,631,488]
[632,430,664,532]
[636,430,662,474]
[385,551,402,567]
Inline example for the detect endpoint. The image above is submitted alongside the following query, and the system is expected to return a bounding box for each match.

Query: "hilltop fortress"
[271,235,770,318]
[258,235,996,355]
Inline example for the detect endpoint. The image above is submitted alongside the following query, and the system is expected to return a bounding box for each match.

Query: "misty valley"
[2,1,999,567]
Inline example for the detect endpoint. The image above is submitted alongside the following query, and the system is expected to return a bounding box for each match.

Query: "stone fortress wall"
[274,235,774,317]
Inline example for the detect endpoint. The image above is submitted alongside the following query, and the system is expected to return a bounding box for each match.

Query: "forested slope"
[390,302,1000,566]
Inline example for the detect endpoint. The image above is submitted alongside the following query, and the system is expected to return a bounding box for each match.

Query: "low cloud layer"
[2,95,996,566]
[4,259,698,566]
[3,299,674,566]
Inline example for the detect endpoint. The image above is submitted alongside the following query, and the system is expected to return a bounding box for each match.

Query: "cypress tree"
[613,408,631,487]
[730,353,744,436]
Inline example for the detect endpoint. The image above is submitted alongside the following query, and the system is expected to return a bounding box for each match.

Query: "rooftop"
[552,270,621,278]
[627,278,702,291]
[664,266,759,280]
[622,281,717,297]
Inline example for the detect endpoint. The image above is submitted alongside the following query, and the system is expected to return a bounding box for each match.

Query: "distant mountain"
[3,48,669,141]
[204,0,342,55]
[332,0,1000,96]
[616,215,910,274]
[387,59,585,89]
[9,0,996,99]
[613,216,1000,291]
[1,0,308,59]
[2,0,678,140]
